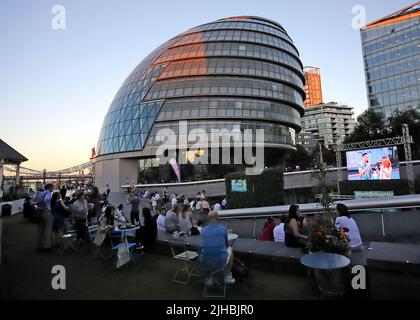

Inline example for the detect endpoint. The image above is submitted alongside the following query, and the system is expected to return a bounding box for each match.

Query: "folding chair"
[90,231,114,260]
[167,239,200,285]
[58,229,78,255]
[198,246,228,298]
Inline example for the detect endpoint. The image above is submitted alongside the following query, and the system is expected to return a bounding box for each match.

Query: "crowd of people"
[22,183,228,253]
[22,182,362,286]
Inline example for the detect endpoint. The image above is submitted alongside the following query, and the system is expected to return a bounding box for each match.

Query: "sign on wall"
[231,179,247,192]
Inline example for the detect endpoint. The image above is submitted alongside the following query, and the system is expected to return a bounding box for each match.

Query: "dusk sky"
[0,0,415,170]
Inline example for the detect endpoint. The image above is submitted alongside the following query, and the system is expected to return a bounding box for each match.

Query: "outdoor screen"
[346,146,400,181]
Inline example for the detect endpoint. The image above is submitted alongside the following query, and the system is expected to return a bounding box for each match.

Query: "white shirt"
[171,197,178,206]
[221,198,227,207]
[273,223,285,243]
[213,203,222,212]
[335,216,362,249]
[157,214,166,231]
[114,208,127,225]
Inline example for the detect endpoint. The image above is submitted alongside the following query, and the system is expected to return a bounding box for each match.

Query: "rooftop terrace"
[1,215,419,300]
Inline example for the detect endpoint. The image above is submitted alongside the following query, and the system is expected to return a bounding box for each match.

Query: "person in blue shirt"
[201,211,235,285]
[36,183,54,252]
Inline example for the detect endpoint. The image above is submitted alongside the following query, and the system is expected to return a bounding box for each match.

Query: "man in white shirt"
[273,217,286,243]
[157,210,166,231]
[171,195,178,206]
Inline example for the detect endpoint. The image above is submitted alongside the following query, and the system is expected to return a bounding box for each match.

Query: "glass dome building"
[94,16,305,190]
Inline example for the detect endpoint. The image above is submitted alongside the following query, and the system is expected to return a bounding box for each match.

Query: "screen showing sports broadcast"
[346,146,400,181]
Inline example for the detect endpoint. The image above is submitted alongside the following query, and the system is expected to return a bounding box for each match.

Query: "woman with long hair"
[136,207,157,249]
[94,205,115,246]
[284,204,308,248]
[335,203,362,251]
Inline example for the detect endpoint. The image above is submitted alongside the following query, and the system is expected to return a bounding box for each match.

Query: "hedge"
[225,167,284,209]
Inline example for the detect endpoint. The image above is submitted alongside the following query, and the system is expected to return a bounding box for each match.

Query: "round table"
[114,225,140,243]
[300,252,350,270]
[300,252,351,296]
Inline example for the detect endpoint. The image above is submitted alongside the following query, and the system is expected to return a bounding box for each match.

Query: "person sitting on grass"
[201,211,236,285]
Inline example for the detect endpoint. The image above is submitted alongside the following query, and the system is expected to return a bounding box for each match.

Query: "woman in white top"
[335,203,363,251]
[114,204,128,226]
[156,208,166,232]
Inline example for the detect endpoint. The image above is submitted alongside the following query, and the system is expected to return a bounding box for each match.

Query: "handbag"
[116,245,130,268]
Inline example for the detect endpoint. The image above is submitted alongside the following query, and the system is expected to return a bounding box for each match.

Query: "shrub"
[225,167,284,209]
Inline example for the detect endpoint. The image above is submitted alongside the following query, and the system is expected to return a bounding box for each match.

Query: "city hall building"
[94,16,305,192]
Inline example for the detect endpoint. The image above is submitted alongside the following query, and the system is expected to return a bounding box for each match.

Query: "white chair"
[167,239,200,285]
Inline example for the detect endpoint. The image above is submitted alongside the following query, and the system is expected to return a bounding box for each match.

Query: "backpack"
[231,256,249,280]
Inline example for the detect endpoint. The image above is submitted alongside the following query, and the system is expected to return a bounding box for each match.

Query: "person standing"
[72,191,90,243]
[36,183,54,252]
[128,193,140,225]
[106,184,111,197]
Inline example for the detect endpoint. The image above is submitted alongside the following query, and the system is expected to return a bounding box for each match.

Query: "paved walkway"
[0,215,322,300]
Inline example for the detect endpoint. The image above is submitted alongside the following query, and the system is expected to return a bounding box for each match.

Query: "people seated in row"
[201,211,236,285]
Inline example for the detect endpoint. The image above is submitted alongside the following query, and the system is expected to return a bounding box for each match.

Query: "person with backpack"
[36,183,54,252]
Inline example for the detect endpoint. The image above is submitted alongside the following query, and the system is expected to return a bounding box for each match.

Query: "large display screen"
[346,146,400,181]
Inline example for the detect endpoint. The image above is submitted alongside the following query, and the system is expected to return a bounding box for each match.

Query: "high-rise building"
[361,2,420,119]
[94,16,305,190]
[296,102,355,149]
[303,66,323,107]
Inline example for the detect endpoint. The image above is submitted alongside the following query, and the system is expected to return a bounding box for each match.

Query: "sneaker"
[205,277,215,286]
[224,273,236,284]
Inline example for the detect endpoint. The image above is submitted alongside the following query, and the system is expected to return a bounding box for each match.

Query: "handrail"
[219,194,420,218]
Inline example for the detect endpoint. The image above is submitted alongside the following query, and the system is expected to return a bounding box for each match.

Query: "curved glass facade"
[97,16,305,182]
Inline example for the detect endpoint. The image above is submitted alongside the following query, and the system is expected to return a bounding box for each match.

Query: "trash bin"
[1,203,12,217]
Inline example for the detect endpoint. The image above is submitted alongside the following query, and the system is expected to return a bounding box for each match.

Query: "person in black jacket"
[135,207,157,249]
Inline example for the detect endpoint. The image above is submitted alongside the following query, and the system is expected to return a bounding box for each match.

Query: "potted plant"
[306,144,351,296]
